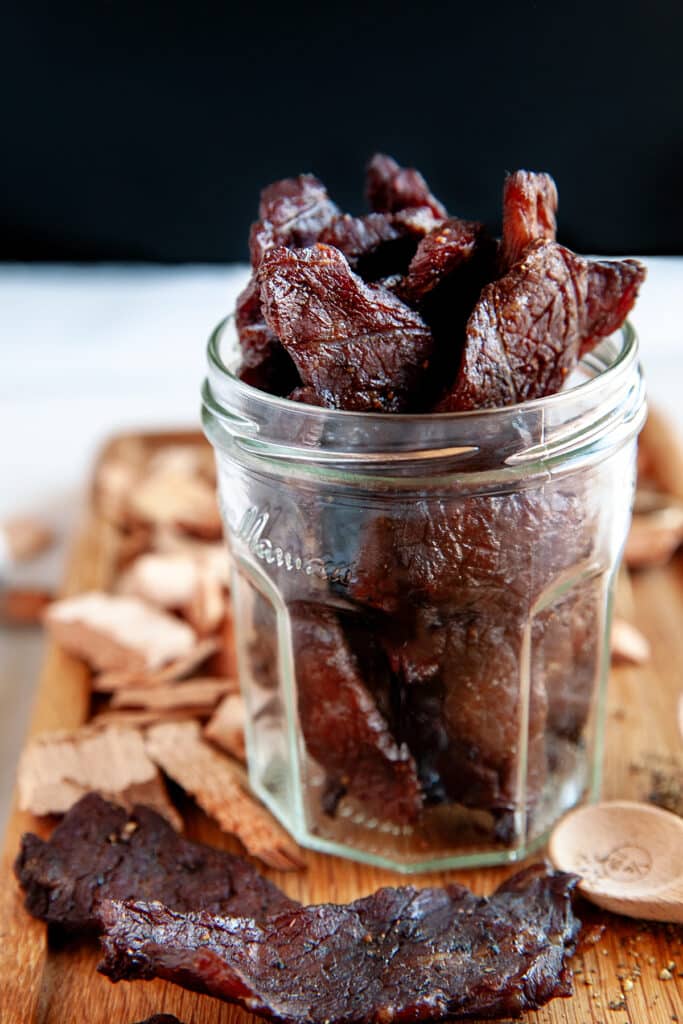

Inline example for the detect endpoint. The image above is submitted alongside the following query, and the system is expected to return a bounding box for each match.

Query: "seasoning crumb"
[659,967,673,980]
[623,978,634,991]
[608,997,626,1010]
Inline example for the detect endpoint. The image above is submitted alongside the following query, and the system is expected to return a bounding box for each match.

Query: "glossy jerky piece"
[289,602,422,824]
[237,345,301,397]
[381,608,548,824]
[501,170,558,271]
[99,864,581,1024]
[535,583,599,744]
[400,219,495,305]
[440,241,588,411]
[249,174,340,268]
[14,792,295,932]
[437,616,548,824]
[399,219,498,400]
[580,258,646,356]
[349,488,591,614]
[259,244,434,412]
[442,241,645,411]
[132,1017,185,1024]
[366,153,448,219]
[235,275,280,368]
[318,212,417,281]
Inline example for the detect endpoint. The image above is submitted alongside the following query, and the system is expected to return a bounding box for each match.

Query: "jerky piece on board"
[439,241,645,411]
[289,602,422,824]
[249,173,340,268]
[259,244,434,412]
[235,274,282,369]
[99,863,581,1024]
[15,792,296,932]
[132,1017,186,1024]
[366,152,448,219]
[501,170,558,271]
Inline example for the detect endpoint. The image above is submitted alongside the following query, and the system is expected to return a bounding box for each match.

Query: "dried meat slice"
[249,173,340,268]
[501,170,558,271]
[259,244,434,412]
[318,212,415,280]
[439,241,645,411]
[401,218,495,305]
[290,602,422,824]
[15,793,296,932]
[580,258,646,356]
[132,1017,185,1024]
[366,153,447,219]
[235,274,282,369]
[98,863,581,1024]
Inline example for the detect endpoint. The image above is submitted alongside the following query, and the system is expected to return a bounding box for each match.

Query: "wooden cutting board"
[1,431,682,1024]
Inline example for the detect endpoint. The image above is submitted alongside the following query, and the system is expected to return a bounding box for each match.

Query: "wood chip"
[204,693,246,763]
[611,617,651,665]
[110,677,238,711]
[93,438,146,525]
[46,591,197,673]
[145,721,303,870]
[147,443,216,484]
[638,405,683,501]
[624,505,683,569]
[17,725,181,829]
[184,567,225,635]
[205,611,238,679]
[0,588,53,626]
[1,517,54,564]
[129,470,222,539]
[118,552,203,608]
[93,636,219,691]
[91,708,213,729]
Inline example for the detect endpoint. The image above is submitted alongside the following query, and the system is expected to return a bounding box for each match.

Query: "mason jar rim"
[202,316,645,476]
[206,314,638,419]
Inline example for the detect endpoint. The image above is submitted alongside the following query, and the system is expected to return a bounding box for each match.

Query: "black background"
[2,0,682,262]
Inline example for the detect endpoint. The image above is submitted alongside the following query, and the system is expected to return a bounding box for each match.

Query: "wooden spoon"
[548,800,683,923]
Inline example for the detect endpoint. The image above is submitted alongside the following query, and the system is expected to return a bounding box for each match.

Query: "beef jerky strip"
[439,240,645,411]
[500,170,558,271]
[99,863,580,1024]
[14,792,296,933]
[290,602,422,824]
[366,153,448,219]
[132,1017,185,1024]
[259,244,434,412]
[318,209,442,281]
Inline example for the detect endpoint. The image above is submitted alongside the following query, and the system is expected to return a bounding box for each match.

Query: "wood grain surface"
[1,432,682,1024]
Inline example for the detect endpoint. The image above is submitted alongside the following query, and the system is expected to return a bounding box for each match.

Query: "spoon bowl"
[548,800,683,923]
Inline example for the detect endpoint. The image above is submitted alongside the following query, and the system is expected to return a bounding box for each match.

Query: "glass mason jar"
[202,318,645,872]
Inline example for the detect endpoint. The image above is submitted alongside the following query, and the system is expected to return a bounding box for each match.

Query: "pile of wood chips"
[16,437,303,871]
